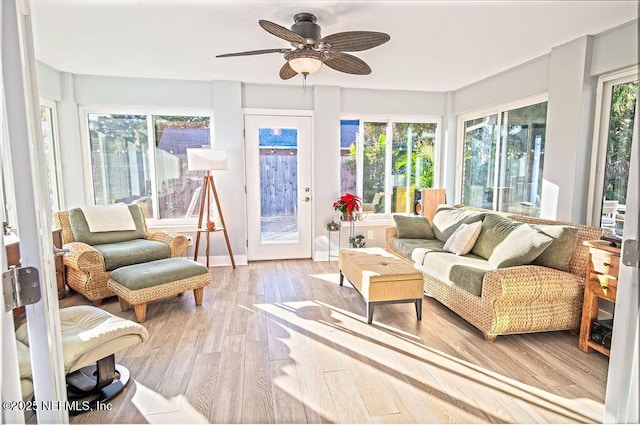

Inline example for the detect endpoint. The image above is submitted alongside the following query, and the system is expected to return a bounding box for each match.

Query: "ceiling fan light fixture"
[286,50,324,75]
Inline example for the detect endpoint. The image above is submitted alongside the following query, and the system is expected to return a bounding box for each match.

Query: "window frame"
[79,106,214,226]
[340,114,442,218]
[455,93,549,209]
[586,66,638,227]
[40,97,64,213]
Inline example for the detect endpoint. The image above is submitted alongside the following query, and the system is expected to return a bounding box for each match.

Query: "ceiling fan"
[216,13,390,81]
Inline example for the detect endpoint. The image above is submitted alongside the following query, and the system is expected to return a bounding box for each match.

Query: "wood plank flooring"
[60,259,609,424]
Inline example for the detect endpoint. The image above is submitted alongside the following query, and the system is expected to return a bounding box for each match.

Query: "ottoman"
[107,257,210,322]
[339,248,424,324]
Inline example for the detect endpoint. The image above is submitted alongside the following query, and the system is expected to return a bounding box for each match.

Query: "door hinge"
[622,239,639,268]
[3,266,41,312]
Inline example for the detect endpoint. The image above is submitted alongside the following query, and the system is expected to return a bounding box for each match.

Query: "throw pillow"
[431,206,485,243]
[443,221,483,256]
[393,215,435,239]
[472,213,522,259]
[531,225,579,271]
[488,224,553,269]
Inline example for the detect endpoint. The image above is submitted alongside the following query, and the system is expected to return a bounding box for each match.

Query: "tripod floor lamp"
[187,148,235,269]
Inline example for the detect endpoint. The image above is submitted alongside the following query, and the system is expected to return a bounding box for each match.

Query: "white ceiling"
[30,1,637,92]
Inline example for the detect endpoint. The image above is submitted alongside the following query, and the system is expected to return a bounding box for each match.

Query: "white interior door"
[245,114,312,260]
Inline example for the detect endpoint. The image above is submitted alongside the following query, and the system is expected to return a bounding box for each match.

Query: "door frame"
[586,66,638,227]
[2,1,68,422]
[242,108,314,261]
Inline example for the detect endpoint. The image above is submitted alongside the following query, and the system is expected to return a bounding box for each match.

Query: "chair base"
[66,354,131,416]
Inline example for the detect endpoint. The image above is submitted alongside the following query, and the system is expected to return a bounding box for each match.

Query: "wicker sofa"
[54,204,188,304]
[386,206,601,341]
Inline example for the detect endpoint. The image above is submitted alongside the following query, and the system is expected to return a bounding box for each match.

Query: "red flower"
[333,193,362,213]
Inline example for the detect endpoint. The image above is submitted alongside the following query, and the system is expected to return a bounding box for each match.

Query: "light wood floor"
[61,259,609,424]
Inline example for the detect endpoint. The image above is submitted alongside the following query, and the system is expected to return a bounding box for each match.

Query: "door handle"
[302,197,311,202]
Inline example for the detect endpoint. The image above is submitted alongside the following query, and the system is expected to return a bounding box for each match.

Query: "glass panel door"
[391,122,437,213]
[460,100,548,217]
[600,79,637,236]
[245,114,312,260]
[461,114,498,209]
[362,122,387,214]
[258,128,299,243]
[498,102,547,216]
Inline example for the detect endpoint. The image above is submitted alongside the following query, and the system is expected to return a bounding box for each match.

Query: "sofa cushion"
[431,206,486,243]
[472,213,523,259]
[443,221,482,256]
[391,238,445,260]
[488,224,553,269]
[69,205,146,246]
[422,252,492,296]
[393,215,435,239]
[93,239,171,271]
[531,225,579,271]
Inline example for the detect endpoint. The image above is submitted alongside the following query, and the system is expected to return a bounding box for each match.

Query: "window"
[85,111,211,222]
[589,68,637,237]
[40,100,63,214]
[458,98,548,217]
[340,118,439,216]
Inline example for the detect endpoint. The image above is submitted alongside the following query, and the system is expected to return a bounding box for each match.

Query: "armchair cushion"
[93,239,171,271]
[69,205,146,246]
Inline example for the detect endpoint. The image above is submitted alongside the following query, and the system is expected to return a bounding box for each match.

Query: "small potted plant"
[333,193,362,221]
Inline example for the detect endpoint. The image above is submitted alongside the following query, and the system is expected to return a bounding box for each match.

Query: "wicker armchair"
[54,205,188,304]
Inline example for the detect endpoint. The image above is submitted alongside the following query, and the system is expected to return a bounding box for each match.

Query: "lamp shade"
[187,148,228,171]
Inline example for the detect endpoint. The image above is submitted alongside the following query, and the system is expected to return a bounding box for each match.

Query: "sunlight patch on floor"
[307,272,347,286]
[131,380,209,424]
[254,298,604,423]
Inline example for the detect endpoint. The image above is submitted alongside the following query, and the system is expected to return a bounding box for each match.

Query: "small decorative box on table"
[338,247,424,324]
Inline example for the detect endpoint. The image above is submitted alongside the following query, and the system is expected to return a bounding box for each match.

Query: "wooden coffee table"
[338,248,424,324]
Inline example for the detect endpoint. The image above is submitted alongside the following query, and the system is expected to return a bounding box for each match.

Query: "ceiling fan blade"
[279,62,298,80]
[259,20,306,44]
[216,48,290,58]
[324,51,371,75]
[319,31,390,52]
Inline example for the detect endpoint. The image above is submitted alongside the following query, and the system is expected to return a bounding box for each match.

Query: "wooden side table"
[579,240,620,356]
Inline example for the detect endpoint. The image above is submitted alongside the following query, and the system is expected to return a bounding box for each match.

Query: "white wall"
[57,73,84,208]
[211,80,245,262]
[591,19,639,77]
[36,62,62,101]
[543,36,596,223]
[313,86,341,258]
[453,54,551,115]
[342,88,444,116]
[242,83,313,110]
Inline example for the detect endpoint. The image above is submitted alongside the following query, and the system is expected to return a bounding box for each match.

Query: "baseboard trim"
[193,255,248,267]
[313,250,339,262]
